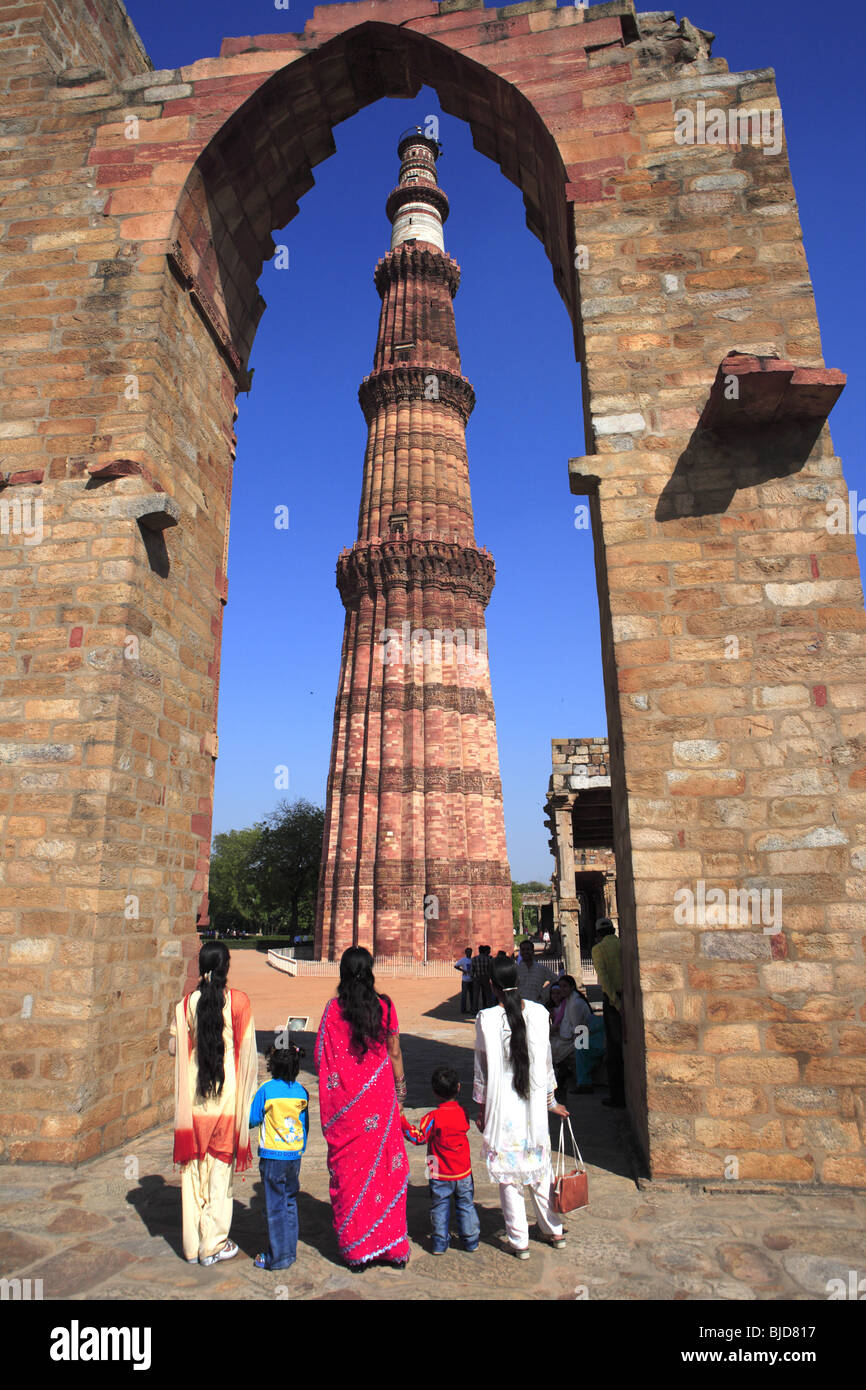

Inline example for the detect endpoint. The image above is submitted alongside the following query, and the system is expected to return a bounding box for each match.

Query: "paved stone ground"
[2,958,864,1302]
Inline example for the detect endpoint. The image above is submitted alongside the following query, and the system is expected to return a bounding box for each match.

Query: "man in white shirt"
[454,946,474,1015]
[516,940,552,1004]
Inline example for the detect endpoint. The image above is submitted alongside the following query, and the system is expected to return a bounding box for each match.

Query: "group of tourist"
[171,941,574,1272]
[454,938,558,1014]
[456,928,625,1109]
[548,924,625,1109]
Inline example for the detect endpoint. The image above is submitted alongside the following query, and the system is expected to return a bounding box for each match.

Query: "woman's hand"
[549,1102,570,1118]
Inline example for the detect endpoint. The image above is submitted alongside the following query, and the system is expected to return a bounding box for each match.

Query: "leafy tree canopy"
[208,799,325,937]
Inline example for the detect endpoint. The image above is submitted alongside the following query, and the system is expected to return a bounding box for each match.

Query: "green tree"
[208,800,326,938]
[208,825,265,934]
[511,882,522,935]
[251,798,326,936]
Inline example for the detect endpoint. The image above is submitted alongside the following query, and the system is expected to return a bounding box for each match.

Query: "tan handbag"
[551,1116,589,1214]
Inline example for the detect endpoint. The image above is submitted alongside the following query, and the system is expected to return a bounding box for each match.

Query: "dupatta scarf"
[173,988,258,1173]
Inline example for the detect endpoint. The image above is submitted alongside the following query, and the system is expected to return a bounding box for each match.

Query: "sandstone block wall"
[0,0,861,1181]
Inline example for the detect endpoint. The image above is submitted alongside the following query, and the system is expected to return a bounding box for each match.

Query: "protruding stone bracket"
[0,469,44,488]
[569,458,601,496]
[56,65,107,87]
[201,732,219,759]
[82,459,179,534]
[127,495,181,530]
[86,458,164,491]
[698,353,846,432]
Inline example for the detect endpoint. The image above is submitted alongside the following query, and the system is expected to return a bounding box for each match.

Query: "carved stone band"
[358,366,475,425]
[336,537,495,605]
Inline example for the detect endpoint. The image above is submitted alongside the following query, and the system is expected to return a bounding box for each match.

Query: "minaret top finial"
[397,126,443,162]
[387,126,449,254]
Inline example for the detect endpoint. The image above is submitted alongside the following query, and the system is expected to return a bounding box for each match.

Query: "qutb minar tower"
[315,129,513,961]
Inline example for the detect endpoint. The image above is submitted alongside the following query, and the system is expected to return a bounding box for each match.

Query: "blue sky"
[125,0,865,880]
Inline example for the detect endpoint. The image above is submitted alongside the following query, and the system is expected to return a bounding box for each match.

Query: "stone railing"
[267,950,454,978]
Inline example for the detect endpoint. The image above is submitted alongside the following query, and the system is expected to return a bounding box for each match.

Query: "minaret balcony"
[358,364,475,424]
[336,535,495,607]
[386,182,450,225]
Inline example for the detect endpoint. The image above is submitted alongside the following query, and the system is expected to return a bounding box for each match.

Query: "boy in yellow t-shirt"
[249,1042,309,1271]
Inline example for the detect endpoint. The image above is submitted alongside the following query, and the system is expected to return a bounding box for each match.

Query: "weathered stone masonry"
[0,0,862,1183]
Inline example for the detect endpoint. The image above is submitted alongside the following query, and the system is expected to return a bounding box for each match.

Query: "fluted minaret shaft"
[315,130,513,961]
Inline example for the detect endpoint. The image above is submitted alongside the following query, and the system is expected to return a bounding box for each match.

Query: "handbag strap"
[555,1121,571,1178]
[556,1116,585,1171]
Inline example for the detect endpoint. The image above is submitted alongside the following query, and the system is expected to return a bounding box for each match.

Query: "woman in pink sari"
[315,946,410,1269]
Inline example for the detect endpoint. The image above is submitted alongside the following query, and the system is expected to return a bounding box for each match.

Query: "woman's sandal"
[200,1239,238,1267]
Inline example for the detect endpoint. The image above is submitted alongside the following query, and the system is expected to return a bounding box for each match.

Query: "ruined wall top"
[549,738,610,796]
[49,0,151,85]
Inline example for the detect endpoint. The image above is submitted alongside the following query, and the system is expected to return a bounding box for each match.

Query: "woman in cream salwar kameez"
[170,942,259,1266]
[474,956,569,1258]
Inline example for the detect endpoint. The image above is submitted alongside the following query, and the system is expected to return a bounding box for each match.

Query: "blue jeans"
[460,979,473,1012]
[259,1157,301,1270]
[429,1175,480,1253]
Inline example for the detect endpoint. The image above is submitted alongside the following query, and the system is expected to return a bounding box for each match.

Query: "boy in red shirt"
[401,1065,481,1255]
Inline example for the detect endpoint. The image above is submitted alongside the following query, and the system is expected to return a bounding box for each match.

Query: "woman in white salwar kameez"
[473,957,570,1258]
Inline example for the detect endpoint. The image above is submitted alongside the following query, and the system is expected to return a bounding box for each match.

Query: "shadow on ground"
[127,1003,637,1272]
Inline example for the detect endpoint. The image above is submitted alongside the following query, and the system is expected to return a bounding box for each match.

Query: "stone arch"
[169,21,576,375]
[0,0,862,1190]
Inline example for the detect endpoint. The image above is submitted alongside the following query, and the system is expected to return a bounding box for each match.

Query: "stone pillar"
[603,873,617,924]
[554,804,578,965]
[558,899,582,983]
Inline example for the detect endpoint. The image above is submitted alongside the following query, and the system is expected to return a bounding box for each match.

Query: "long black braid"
[194,941,230,1100]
